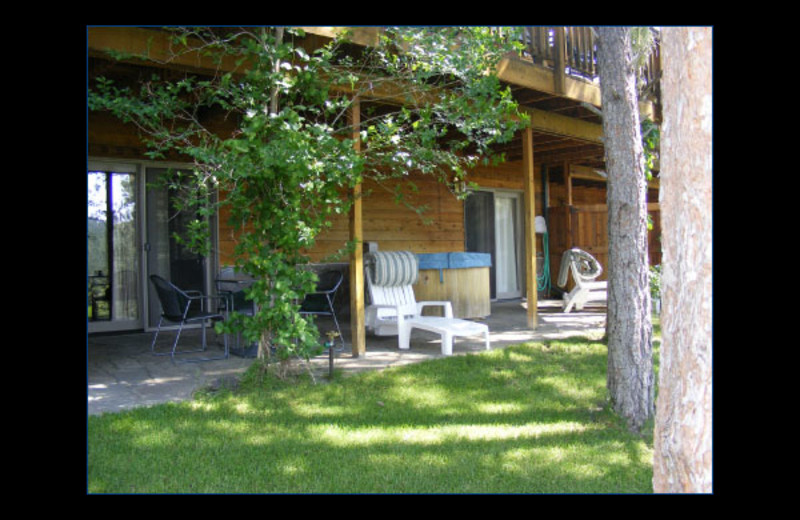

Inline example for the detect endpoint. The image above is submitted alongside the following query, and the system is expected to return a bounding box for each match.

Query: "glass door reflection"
[88,170,141,331]
[145,168,215,329]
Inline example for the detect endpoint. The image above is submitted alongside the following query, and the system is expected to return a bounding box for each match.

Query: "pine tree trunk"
[653,27,713,493]
[596,27,654,432]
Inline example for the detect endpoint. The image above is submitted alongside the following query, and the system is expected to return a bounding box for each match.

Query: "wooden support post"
[553,27,566,95]
[565,160,573,206]
[522,126,538,329]
[349,96,366,357]
[565,160,574,248]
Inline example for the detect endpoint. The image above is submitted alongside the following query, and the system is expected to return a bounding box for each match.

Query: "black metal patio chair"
[149,275,229,363]
[299,270,345,351]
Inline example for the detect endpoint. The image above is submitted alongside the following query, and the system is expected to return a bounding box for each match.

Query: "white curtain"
[494,196,519,296]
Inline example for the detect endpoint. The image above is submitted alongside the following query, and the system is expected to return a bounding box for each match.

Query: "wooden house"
[87,26,662,355]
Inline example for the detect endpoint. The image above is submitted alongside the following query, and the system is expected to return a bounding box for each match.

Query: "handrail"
[520,27,661,99]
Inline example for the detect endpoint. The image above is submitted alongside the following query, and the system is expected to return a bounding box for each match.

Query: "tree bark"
[596,27,654,432]
[270,27,285,116]
[653,27,713,493]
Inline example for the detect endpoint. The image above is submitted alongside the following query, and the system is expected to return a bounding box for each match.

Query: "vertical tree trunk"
[596,27,654,432]
[270,27,285,116]
[259,26,285,363]
[653,27,713,493]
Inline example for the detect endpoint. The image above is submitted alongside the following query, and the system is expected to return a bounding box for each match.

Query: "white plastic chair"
[365,251,489,356]
[557,248,608,313]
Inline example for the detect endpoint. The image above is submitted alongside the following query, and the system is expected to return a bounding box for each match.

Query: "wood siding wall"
[218,159,546,265]
[89,106,550,269]
[90,106,661,290]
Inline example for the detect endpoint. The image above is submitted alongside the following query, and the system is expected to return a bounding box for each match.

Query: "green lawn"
[88,336,656,494]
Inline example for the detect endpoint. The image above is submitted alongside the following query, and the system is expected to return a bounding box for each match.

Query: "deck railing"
[520,27,661,99]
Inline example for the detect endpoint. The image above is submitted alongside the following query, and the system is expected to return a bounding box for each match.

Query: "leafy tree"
[89,27,527,374]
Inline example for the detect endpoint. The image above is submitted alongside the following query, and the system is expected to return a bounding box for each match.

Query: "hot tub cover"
[417,252,491,282]
[446,252,491,269]
[417,252,491,269]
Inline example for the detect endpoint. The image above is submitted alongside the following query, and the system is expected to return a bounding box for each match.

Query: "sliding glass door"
[494,193,522,299]
[88,162,218,333]
[145,167,216,329]
[87,165,142,332]
[465,190,524,300]
[465,190,496,297]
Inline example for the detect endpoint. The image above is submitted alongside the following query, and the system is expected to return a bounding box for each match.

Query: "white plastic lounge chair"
[557,248,608,313]
[365,251,490,356]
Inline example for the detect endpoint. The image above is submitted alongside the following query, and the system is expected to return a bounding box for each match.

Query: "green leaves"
[90,26,526,366]
[352,27,528,195]
[641,118,660,181]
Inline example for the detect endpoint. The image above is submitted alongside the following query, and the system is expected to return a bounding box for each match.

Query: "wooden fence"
[547,203,662,289]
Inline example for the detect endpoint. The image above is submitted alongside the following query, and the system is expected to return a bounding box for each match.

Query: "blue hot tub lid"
[417,252,492,270]
[417,253,449,270]
[447,252,492,269]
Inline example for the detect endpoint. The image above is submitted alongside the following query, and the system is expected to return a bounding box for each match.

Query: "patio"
[87,299,606,416]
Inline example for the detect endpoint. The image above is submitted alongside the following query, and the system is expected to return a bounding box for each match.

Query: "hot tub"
[414,252,492,318]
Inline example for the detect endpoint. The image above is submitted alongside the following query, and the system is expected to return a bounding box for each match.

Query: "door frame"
[143,164,219,331]
[493,190,524,299]
[88,157,220,333]
[87,160,145,333]
[464,188,526,301]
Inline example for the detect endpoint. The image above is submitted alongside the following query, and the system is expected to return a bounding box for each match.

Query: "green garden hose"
[537,232,551,294]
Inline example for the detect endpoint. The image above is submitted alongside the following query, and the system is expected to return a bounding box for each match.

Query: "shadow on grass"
[88,339,654,494]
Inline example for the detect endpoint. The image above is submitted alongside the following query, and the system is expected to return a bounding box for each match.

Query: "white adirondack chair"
[557,248,608,313]
[365,251,490,356]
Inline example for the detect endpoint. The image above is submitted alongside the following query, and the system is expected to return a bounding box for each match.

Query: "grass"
[88,334,658,494]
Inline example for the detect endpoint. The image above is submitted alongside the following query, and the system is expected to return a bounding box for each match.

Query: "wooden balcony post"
[553,27,566,95]
[523,126,538,328]
[349,96,366,356]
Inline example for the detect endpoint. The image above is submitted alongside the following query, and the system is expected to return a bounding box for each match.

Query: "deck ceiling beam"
[89,27,608,145]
